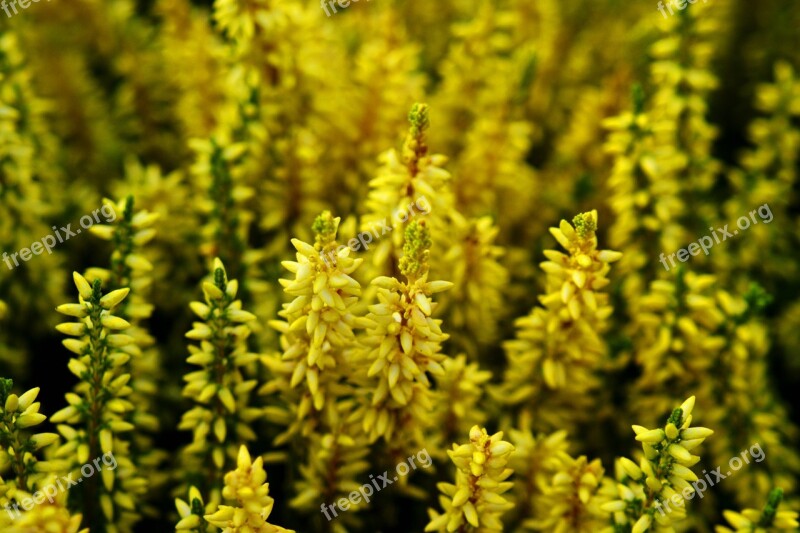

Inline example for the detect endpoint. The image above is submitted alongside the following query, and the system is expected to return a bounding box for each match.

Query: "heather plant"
[497,210,621,432]
[603,396,713,531]
[0,1,799,531]
[86,196,167,510]
[178,258,261,507]
[49,273,144,532]
[352,220,451,454]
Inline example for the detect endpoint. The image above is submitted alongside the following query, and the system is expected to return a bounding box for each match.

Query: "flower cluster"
[0,30,68,376]
[441,215,509,355]
[718,61,800,284]
[86,195,166,509]
[50,273,144,531]
[204,446,294,533]
[529,453,612,532]
[430,355,492,456]
[361,103,454,278]
[0,379,81,531]
[0,380,59,493]
[603,86,684,302]
[179,259,260,503]
[260,211,370,442]
[630,272,800,506]
[506,424,570,530]
[499,210,621,430]
[603,396,713,531]
[425,426,515,532]
[289,411,371,530]
[629,272,725,424]
[0,483,86,533]
[353,220,452,451]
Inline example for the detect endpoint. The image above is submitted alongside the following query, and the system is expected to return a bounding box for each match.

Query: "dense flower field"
[1,0,799,532]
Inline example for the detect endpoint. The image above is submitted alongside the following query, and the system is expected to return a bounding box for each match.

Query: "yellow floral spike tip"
[204,445,294,533]
[425,426,515,532]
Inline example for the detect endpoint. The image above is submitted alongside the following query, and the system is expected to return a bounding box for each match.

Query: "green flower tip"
[408,103,430,133]
[212,257,228,290]
[572,211,597,239]
[760,488,784,526]
[744,282,772,313]
[631,82,645,115]
[92,278,103,301]
[0,377,13,403]
[667,407,683,427]
[399,220,432,279]
[404,104,430,170]
[214,268,226,291]
[767,487,783,506]
[312,211,340,250]
[123,195,134,222]
[190,496,205,515]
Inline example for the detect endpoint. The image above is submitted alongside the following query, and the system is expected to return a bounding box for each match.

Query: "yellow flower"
[425,426,515,532]
[361,103,455,278]
[0,473,87,533]
[175,486,209,532]
[260,211,370,442]
[506,414,570,528]
[498,210,620,431]
[288,408,371,527]
[178,259,260,502]
[0,380,60,500]
[430,354,492,456]
[85,194,167,506]
[438,215,509,355]
[716,488,799,532]
[717,61,800,283]
[51,272,145,531]
[603,396,712,531]
[353,221,452,451]
[204,445,294,533]
[525,452,613,532]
